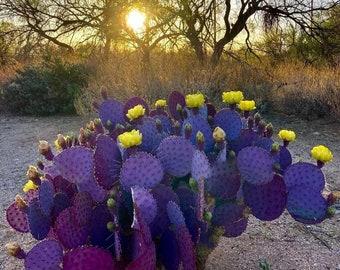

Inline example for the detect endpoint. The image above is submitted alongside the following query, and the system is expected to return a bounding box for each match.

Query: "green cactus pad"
[156,136,194,177]
[283,162,325,192]
[120,152,164,191]
[237,146,274,185]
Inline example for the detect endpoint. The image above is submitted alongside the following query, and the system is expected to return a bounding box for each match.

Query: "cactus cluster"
[6,90,336,270]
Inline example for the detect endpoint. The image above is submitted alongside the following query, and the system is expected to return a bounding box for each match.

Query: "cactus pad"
[63,246,115,270]
[191,150,211,181]
[283,162,325,192]
[6,201,30,233]
[237,146,274,185]
[131,186,157,224]
[98,99,125,130]
[24,240,63,270]
[120,152,164,191]
[156,136,194,177]
[94,134,122,189]
[28,198,51,240]
[286,186,327,224]
[243,174,287,221]
[168,90,186,120]
[212,202,248,237]
[55,208,89,250]
[53,147,93,184]
[213,109,242,141]
[38,180,54,216]
[182,115,214,152]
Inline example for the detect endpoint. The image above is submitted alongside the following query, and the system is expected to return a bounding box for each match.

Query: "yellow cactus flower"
[23,180,38,194]
[222,91,244,104]
[278,130,296,142]
[238,100,256,111]
[118,129,142,148]
[126,105,145,121]
[155,99,167,108]
[185,93,205,108]
[311,145,333,163]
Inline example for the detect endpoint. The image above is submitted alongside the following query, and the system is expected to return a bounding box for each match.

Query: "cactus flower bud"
[107,221,114,231]
[6,243,26,259]
[15,194,28,211]
[38,140,54,161]
[196,131,205,151]
[55,134,66,150]
[107,198,116,208]
[213,127,226,142]
[26,165,41,186]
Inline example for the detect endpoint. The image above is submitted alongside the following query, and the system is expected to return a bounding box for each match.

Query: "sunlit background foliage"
[0,0,339,119]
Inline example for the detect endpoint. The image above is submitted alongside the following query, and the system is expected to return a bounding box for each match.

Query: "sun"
[126,10,146,32]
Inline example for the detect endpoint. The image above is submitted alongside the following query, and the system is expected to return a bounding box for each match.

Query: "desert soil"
[0,113,339,270]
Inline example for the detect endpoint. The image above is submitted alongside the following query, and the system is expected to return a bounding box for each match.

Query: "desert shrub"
[1,56,91,115]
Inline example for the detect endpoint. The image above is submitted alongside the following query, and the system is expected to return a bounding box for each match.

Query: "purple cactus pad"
[28,198,51,240]
[120,152,164,191]
[287,186,327,224]
[156,136,194,177]
[237,146,274,185]
[70,191,93,226]
[131,186,157,224]
[6,201,30,233]
[166,201,186,229]
[63,246,115,270]
[94,134,122,189]
[283,162,325,192]
[98,99,125,129]
[24,240,63,270]
[213,109,242,141]
[191,150,211,181]
[38,180,54,216]
[243,174,287,221]
[168,90,186,120]
[53,147,93,184]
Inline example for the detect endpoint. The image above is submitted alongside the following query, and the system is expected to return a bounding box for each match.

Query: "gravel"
[0,113,339,270]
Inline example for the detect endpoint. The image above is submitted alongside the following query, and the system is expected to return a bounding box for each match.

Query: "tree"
[176,0,340,67]
[0,0,127,56]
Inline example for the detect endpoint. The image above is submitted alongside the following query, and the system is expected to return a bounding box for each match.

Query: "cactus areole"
[6,90,336,270]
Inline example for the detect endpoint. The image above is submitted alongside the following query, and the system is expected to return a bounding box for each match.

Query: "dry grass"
[1,51,339,120]
[268,62,340,120]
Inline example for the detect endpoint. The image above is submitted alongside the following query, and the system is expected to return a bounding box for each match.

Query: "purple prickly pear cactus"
[5,90,337,270]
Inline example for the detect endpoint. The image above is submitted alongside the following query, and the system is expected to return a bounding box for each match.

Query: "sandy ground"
[0,113,339,270]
